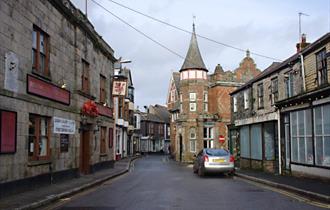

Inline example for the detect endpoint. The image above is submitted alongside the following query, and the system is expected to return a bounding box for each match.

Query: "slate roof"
[180,24,207,71]
[152,105,170,124]
[140,112,164,123]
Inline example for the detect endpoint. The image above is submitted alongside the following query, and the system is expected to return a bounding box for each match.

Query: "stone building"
[167,24,260,162]
[230,33,330,180]
[0,0,116,197]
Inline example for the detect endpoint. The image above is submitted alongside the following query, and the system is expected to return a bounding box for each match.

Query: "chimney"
[296,34,310,52]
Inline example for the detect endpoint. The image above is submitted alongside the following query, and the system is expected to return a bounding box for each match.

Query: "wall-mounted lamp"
[56,78,67,89]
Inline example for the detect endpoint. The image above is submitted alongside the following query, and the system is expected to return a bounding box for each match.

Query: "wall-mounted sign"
[5,52,19,93]
[112,81,127,96]
[27,75,70,105]
[60,134,69,152]
[53,117,75,134]
[97,103,113,118]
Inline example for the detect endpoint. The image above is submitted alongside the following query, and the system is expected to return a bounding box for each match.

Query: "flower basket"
[81,100,99,117]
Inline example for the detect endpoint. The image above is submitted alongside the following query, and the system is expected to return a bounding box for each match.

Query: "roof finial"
[192,15,196,33]
[246,49,250,57]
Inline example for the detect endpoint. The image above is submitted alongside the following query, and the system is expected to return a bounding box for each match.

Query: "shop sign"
[53,117,75,134]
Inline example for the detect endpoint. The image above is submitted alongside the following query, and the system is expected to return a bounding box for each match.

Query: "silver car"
[193,148,235,177]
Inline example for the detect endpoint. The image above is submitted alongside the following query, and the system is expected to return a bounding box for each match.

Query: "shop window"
[264,122,275,160]
[251,124,262,160]
[100,75,106,103]
[100,126,106,154]
[316,49,328,86]
[32,26,49,77]
[240,126,250,158]
[82,60,90,94]
[0,111,17,154]
[28,115,50,160]
[290,109,313,164]
[314,105,330,167]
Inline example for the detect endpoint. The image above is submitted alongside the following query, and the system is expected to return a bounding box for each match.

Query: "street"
[50,155,323,210]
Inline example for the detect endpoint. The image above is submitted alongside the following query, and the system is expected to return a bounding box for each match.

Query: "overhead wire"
[103,0,282,62]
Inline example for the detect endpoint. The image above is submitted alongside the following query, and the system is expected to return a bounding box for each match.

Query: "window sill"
[28,159,51,167]
[100,153,108,157]
[77,90,96,100]
[32,69,51,81]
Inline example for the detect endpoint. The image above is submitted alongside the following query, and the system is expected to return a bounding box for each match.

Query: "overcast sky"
[71,0,329,110]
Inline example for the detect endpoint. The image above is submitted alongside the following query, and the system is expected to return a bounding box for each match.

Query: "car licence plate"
[213,159,225,163]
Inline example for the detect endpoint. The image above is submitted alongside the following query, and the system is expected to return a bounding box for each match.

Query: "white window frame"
[233,96,237,112]
[204,103,208,112]
[244,91,249,109]
[204,92,208,102]
[189,103,196,112]
[190,140,196,152]
[189,92,196,101]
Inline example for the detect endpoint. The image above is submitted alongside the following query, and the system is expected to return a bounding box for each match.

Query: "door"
[80,127,91,174]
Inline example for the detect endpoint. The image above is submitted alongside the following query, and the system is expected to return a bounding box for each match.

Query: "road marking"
[236,177,330,209]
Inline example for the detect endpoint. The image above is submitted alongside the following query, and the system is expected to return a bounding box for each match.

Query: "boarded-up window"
[100,75,106,103]
[109,128,113,148]
[251,124,262,160]
[82,60,90,94]
[100,126,106,154]
[240,126,250,158]
[0,111,17,153]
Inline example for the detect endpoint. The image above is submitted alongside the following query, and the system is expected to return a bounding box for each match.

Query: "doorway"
[179,135,183,162]
[80,126,91,174]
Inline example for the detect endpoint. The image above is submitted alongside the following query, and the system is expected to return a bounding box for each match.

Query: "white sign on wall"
[5,52,19,92]
[53,117,76,134]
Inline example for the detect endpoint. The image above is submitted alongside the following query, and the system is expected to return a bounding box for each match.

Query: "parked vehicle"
[193,148,235,177]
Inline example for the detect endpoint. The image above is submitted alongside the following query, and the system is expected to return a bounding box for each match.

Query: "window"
[28,115,50,160]
[290,109,313,164]
[204,92,208,102]
[109,128,113,148]
[149,123,154,134]
[100,126,107,154]
[244,90,249,109]
[316,49,328,86]
[82,60,90,94]
[189,93,196,101]
[203,103,208,112]
[189,103,196,112]
[0,110,17,154]
[32,26,49,76]
[240,126,250,158]
[251,124,262,160]
[190,140,196,153]
[100,75,106,103]
[60,134,69,153]
[190,127,196,139]
[233,96,237,112]
[264,122,275,160]
[118,97,123,118]
[271,77,278,104]
[314,105,330,167]
[257,83,264,109]
[286,72,294,98]
[203,127,214,148]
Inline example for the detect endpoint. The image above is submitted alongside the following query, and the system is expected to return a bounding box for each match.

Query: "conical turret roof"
[180,24,207,72]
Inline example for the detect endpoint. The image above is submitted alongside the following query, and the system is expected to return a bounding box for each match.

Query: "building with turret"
[167,24,260,162]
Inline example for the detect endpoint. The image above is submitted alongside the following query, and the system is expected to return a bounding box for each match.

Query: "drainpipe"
[277,109,282,175]
[300,53,306,92]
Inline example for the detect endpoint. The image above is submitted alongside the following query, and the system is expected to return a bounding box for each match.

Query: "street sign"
[219,135,225,143]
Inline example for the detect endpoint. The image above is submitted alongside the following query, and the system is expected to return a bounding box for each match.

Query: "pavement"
[0,156,140,210]
[235,169,330,204]
[0,156,329,210]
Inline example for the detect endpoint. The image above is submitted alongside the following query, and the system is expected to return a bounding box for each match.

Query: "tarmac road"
[52,154,324,210]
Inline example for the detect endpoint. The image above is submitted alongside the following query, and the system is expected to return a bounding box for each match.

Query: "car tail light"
[203,155,209,162]
[230,155,235,163]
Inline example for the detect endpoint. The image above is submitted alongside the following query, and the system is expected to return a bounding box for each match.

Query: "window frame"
[82,60,90,94]
[32,26,50,77]
[244,90,249,109]
[257,83,264,109]
[189,102,196,112]
[189,92,196,102]
[28,114,51,161]
[316,48,328,86]
[271,77,279,105]
[233,96,237,112]
[100,74,106,103]
[100,126,107,154]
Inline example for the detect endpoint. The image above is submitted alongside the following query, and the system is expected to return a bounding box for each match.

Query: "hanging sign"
[112,81,127,96]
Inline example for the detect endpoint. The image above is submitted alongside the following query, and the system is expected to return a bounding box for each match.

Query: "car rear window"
[205,149,229,156]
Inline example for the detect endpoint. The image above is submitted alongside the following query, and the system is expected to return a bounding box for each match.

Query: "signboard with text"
[53,117,75,134]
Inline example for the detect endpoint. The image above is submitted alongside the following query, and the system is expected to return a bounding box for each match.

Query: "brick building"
[230,33,330,179]
[0,0,116,197]
[167,24,260,162]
